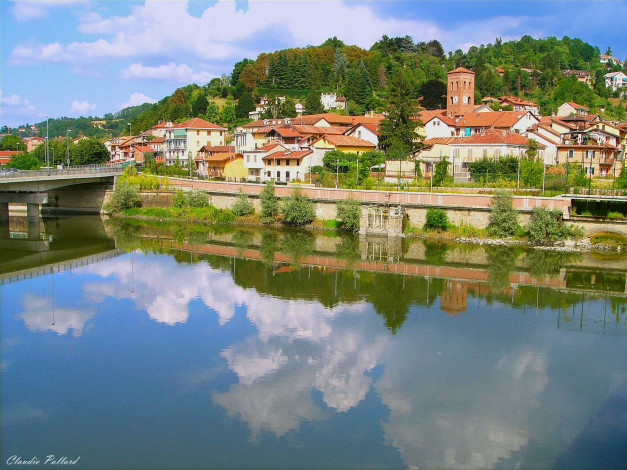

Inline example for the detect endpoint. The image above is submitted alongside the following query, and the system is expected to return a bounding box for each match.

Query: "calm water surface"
[2,217,627,469]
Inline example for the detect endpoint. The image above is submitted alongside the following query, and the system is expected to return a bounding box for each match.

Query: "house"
[262,149,316,183]
[557,102,590,117]
[561,70,592,86]
[556,140,619,177]
[422,112,456,139]
[320,93,346,111]
[164,118,226,166]
[24,136,44,152]
[454,110,539,136]
[599,54,624,67]
[605,71,627,92]
[242,143,286,182]
[310,134,376,154]
[0,150,22,166]
[195,152,247,181]
[235,118,293,151]
[499,96,540,115]
[418,130,539,180]
[343,123,379,147]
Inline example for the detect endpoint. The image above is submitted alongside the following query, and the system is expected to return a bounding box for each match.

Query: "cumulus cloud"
[0,91,37,119]
[10,0,442,65]
[117,92,157,110]
[69,99,96,115]
[121,62,215,84]
[12,0,88,22]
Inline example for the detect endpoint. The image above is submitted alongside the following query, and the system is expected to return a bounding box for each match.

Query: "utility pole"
[336,158,339,188]
[66,129,71,166]
[45,115,50,175]
[356,158,359,187]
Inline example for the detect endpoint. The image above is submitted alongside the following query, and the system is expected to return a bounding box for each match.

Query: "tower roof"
[448,67,475,75]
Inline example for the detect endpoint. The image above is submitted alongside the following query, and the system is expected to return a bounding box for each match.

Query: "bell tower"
[447,67,475,117]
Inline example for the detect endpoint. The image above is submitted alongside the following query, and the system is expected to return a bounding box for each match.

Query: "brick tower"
[447,67,475,117]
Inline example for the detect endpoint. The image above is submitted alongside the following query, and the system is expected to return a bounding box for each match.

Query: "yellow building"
[311,134,376,155]
[196,152,247,181]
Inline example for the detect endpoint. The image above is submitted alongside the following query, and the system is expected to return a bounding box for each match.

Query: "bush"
[488,190,519,237]
[282,188,315,226]
[526,206,579,245]
[520,158,543,188]
[433,158,451,187]
[616,162,627,189]
[111,179,141,211]
[173,189,186,208]
[186,189,208,207]
[424,208,449,231]
[232,190,255,216]
[336,198,361,232]
[260,180,279,221]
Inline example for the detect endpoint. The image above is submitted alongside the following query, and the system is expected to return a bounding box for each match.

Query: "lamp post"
[128,122,132,137]
[66,129,71,166]
[45,115,50,175]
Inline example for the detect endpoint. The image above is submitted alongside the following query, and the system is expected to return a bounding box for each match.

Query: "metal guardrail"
[0,165,125,179]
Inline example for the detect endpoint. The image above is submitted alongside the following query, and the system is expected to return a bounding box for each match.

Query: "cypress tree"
[235,92,255,119]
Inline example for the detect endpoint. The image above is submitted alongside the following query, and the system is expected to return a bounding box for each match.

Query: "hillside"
[8,35,626,138]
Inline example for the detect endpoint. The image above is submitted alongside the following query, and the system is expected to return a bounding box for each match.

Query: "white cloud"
[10,0,443,65]
[18,294,95,337]
[12,0,89,22]
[0,91,39,125]
[69,99,96,115]
[117,92,157,110]
[121,62,215,84]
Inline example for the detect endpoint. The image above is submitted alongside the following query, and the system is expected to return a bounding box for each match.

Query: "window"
[587,150,595,159]
[286,171,290,180]
[254,156,257,163]
[197,131,199,135]
[568,149,574,158]
[276,160,280,165]
[246,155,250,162]
[277,171,281,180]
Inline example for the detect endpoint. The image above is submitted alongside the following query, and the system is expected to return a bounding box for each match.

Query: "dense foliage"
[260,180,279,221]
[110,179,142,211]
[336,198,361,232]
[281,188,316,226]
[526,206,581,245]
[231,190,255,216]
[424,208,449,231]
[488,191,519,237]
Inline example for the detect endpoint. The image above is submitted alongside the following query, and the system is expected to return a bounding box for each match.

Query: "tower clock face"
[453,96,458,104]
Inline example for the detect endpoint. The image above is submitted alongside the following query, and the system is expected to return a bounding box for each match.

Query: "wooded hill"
[9,35,626,139]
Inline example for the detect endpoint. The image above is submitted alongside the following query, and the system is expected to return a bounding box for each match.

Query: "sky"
[1,0,625,128]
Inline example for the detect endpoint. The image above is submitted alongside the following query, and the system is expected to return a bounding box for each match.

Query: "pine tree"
[304,89,324,115]
[235,92,255,119]
[206,102,220,123]
[356,60,373,106]
[379,70,422,155]
[191,93,209,117]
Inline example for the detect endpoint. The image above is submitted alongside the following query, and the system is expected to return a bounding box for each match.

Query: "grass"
[589,232,627,249]
[121,205,235,224]
[607,211,625,219]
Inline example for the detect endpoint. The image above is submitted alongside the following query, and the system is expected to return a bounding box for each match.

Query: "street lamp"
[128,122,132,137]
[45,114,50,174]
[66,130,71,166]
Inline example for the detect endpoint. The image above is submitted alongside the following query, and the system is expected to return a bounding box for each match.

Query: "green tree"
[282,187,315,226]
[235,92,255,119]
[206,102,220,123]
[280,98,298,118]
[6,152,41,170]
[111,179,141,211]
[419,79,447,110]
[0,135,26,151]
[488,190,519,237]
[231,190,255,216]
[71,138,109,165]
[220,103,236,125]
[336,198,361,232]
[191,93,209,117]
[305,89,324,114]
[520,157,543,187]
[260,180,279,221]
[379,69,422,155]
[433,157,451,186]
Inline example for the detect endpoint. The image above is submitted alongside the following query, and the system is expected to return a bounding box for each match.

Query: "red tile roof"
[177,117,226,130]
[258,143,283,151]
[133,145,153,153]
[270,127,302,138]
[199,145,235,153]
[314,134,376,148]
[564,101,589,111]
[499,95,538,107]
[453,129,536,146]
[202,152,242,162]
[456,111,537,129]
[293,125,346,135]
[262,150,313,161]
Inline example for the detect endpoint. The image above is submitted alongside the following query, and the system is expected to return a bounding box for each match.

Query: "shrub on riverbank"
[260,180,279,222]
[424,208,450,231]
[526,206,583,245]
[488,190,519,237]
[282,188,316,226]
[232,190,255,216]
[110,179,142,211]
[336,198,361,232]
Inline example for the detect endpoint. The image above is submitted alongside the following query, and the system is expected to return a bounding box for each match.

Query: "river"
[1,216,626,469]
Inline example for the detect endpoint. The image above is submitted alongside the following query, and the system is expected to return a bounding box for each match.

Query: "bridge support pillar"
[0,202,8,225]
[26,203,40,223]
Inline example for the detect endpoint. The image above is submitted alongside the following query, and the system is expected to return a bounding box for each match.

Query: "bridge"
[0,165,124,223]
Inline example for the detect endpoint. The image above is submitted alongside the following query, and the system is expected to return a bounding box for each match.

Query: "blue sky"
[1,0,625,128]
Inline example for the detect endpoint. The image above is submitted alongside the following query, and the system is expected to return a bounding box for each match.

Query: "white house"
[557,102,590,117]
[320,93,346,111]
[262,149,319,183]
[605,71,627,92]
[423,115,457,139]
[344,123,380,147]
[164,118,226,166]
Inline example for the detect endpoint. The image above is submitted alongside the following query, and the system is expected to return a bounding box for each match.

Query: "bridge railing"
[0,164,126,179]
